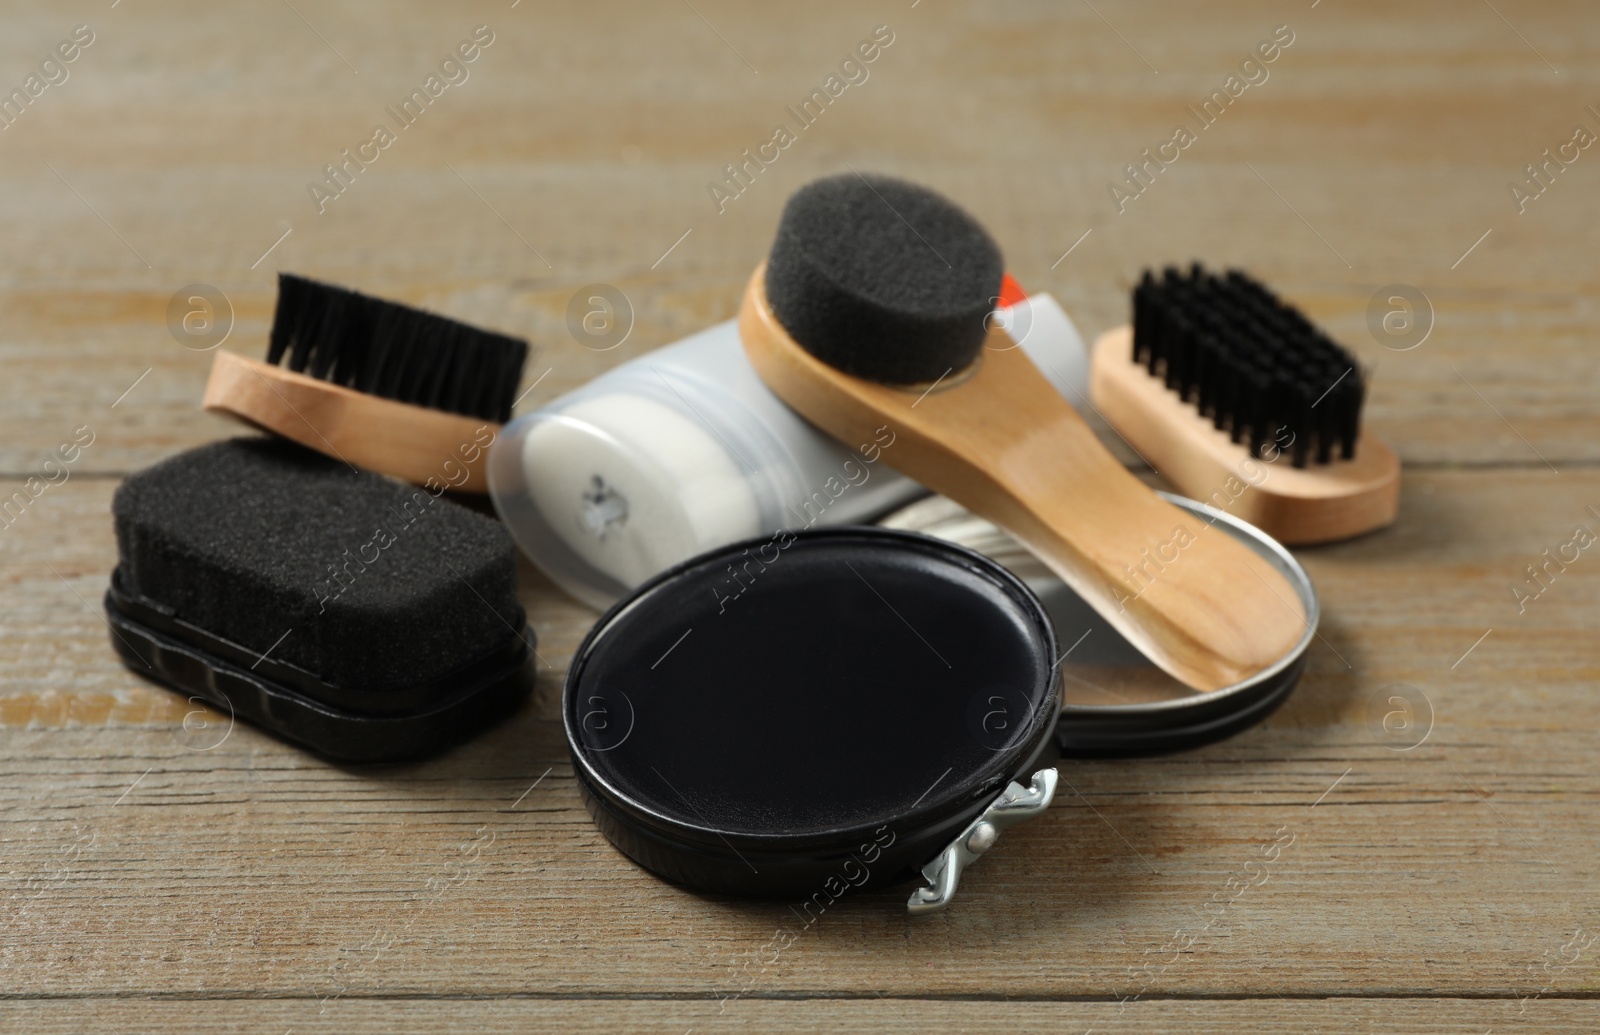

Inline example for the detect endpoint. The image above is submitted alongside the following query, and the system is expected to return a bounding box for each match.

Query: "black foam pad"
[764,173,1004,385]
[112,437,521,693]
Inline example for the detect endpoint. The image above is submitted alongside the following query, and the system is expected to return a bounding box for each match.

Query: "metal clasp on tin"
[906,767,1058,915]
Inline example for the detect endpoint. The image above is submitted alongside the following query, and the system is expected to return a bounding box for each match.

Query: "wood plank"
[1,998,1597,1035]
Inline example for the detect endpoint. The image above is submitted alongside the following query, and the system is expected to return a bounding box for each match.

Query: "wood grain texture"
[3,999,1600,1035]
[2,0,1598,1031]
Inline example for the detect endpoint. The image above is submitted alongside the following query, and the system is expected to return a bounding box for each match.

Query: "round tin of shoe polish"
[565,527,1061,911]
[881,492,1319,757]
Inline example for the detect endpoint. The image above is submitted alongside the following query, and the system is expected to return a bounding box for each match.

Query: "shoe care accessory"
[488,282,1091,609]
[1089,264,1400,544]
[203,273,529,493]
[565,527,1060,915]
[881,492,1318,756]
[739,173,1306,692]
[107,437,534,762]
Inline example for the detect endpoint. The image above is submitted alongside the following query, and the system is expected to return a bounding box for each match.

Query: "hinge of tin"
[906,767,1058,916]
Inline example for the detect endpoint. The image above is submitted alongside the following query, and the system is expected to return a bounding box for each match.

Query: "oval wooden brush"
[739,174,1307,693]
[203,274,528,493]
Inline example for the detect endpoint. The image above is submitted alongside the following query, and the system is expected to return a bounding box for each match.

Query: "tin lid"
[880,492,1320,756]
[564,527,1060,904]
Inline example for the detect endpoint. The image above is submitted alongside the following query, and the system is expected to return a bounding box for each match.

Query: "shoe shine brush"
[1089,265,1399,544]
[739,173,1306,693]
[203,274,529,492]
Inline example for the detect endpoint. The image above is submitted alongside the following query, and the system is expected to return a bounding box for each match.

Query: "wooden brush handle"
[738,265,1307,693]
[202,350,498,493]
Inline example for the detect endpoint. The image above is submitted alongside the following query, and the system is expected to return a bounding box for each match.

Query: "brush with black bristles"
[203,273,530,493]
[1133,264,1362,468]
[1091,262,1399,545]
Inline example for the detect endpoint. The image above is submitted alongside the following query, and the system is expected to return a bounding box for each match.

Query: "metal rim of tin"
[562,526,1063,899]
[1054,491,1320,757]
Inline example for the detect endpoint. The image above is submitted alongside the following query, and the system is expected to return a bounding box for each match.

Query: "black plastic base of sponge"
[105,573,533,763]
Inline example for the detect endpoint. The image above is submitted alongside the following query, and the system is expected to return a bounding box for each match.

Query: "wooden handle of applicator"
[202,350,497,493]
[739,265,1308,693]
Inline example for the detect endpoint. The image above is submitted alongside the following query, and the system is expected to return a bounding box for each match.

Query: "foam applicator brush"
[106,437,533,761]
[1090,266,1400,544]
[203,274,528,493]
[740,173,1305,693]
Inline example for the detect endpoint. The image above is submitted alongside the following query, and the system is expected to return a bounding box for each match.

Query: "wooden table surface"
[3,1,1598,1031]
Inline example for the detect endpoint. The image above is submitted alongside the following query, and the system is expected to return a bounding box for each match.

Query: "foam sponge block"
[112,437,520,694]
[764,173,1004,385]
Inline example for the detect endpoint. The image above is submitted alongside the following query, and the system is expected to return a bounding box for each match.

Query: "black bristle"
[266,273,530,423]
[1132,272,1156,366]
[1129,264,1366,467]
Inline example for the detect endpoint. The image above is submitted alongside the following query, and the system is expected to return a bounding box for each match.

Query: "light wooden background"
[2,1,1597,1031]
